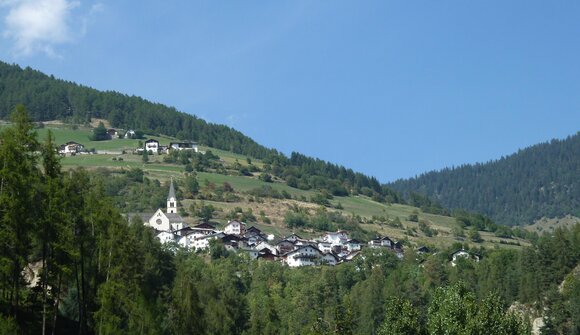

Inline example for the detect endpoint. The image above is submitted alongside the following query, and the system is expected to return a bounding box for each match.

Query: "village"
[58,130,481,268]
[128,180,409,267]
[129,180,480,268]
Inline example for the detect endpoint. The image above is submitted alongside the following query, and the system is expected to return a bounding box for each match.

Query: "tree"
[377,297,422,335]
[427,282,529,335]
[142,148,149,163]
[468,227,482,243]
[0,105,39,323]
[91,121,109,141]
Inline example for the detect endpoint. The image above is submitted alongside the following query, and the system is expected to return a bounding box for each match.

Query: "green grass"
[34,126,173,152]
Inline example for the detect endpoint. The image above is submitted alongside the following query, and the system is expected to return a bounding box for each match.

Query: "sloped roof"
[167,179,176,200]
[166,212,184,223]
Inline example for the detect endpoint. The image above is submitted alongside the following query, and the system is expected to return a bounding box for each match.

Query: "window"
[156,219,162,225]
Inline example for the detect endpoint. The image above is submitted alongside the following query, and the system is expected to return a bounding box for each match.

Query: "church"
[143,179,186,232]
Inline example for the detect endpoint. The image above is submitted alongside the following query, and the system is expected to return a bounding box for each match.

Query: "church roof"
[166,212,184,223]
[167,179,176,200]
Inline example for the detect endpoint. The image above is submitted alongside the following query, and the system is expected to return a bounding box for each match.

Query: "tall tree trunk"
[51,273,62,335]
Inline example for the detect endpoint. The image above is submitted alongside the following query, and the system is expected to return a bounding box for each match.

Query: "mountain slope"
[0,61,275,159]
[0,61,401,202]
[389,133,580,226]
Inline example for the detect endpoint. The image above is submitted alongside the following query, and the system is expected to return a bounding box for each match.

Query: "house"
[107,129,118,139]
[190,222,217,236]
[285,234,302,243]
[125,130,136,139]
[239,248,259,260]
[59,141,85,155]
[450,249,480,266]
[190,232,225,251]
[417,246,431,254]
[345,239,362,252]
[276,239,296,255]
[224,220,246,236]
[156,231,177,245]
[320,252,340,266]
[257,248,278,261]
[368,236,394,249]
[284,245,324,267]
[255,241,277,255]
[321,231,349,246]
[144,139,160,154]
[169,141,198,153]
[245,226,263,236]
[318,241,333,253]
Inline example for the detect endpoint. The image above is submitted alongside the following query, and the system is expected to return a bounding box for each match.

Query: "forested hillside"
[0,61,401,203]
[2,108,580,334]
[389,133,580,226]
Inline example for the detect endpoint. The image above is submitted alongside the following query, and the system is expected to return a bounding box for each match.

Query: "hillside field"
[30,124,530,250]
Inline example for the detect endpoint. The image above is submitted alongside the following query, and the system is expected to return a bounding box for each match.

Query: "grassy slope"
[38,125,529,250]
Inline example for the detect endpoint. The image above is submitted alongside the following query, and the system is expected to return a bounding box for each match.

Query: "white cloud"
[1,0,100,58]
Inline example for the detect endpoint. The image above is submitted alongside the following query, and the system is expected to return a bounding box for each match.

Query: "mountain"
[0,61,275,159]
[0,61,401,202]
[389,133,580,226]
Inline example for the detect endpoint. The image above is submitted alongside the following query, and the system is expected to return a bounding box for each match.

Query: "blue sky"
[1,1,579,182]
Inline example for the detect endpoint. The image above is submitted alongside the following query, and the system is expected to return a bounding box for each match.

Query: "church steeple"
[167,178,177,214]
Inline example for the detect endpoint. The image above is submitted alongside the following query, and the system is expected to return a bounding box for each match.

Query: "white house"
[318,241,333,253]
[284,245,323,267]
[345,239,362,252]
[125,130,136,139]
[191,233,225,251]
[320,252,340,266]
[451,249,480,266]
[144,139,160,153]
[156,231,177,245]
[224,220,246,236]
[169,142,198,153]
[368,236,394,249]
[59,141,85,155]
[285,234,302,243]
[321,231,349,246]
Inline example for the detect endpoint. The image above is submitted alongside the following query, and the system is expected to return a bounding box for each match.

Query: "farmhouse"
[169,141,198,153]
[59,141,85,155]
[144,139,160,153]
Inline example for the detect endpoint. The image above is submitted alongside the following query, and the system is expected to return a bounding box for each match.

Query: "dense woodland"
[390,133,580,226]
[0,61,402,204]
[1,107,580,334]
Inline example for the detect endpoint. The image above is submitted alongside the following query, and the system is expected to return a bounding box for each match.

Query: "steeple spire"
[167,178,177,214]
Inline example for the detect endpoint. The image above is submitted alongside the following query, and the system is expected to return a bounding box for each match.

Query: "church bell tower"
[167,179,177,214]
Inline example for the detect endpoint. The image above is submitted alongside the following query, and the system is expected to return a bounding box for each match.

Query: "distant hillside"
[0,61,275,158]
[389,133,580,226]
[0,61,401,202]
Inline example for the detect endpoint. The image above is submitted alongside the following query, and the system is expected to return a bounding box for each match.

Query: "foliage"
[90,121,109,141]
[0,106,578,335]
[390,133,580,226]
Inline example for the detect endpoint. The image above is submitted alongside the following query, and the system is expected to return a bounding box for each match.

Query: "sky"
[0,1,579,183]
